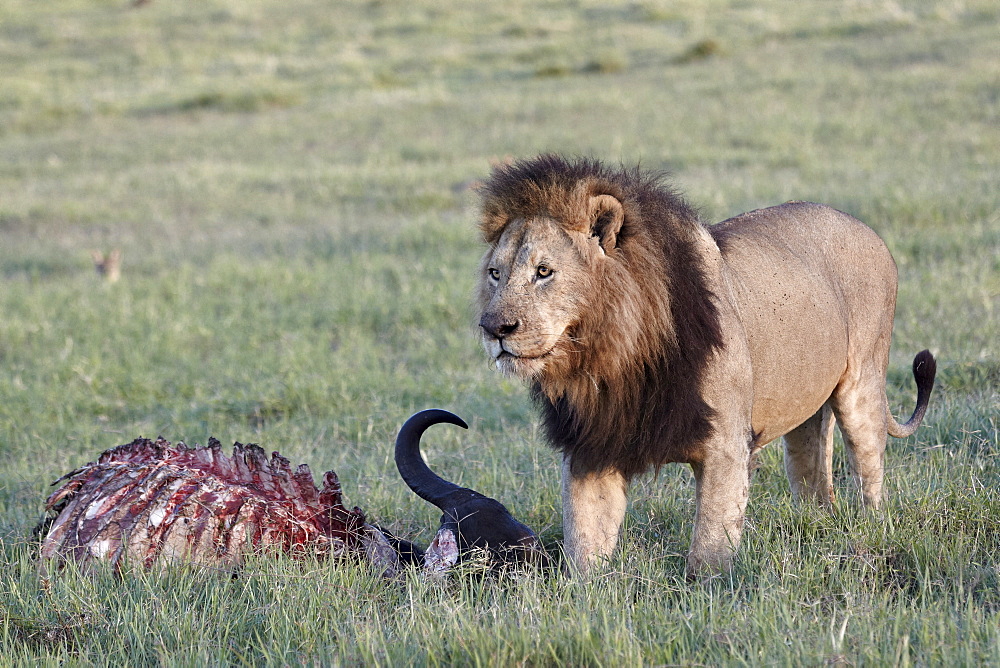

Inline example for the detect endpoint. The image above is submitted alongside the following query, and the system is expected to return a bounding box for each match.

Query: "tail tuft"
[887,350,936,438]
[913,349,937,391]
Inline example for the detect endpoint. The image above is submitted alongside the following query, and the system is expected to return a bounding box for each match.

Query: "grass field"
[1,0,998,664]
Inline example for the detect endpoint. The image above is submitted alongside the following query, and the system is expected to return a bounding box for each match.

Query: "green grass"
[1,0,998,664]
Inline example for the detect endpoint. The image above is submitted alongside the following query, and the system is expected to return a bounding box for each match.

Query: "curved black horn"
[394,409,469,506]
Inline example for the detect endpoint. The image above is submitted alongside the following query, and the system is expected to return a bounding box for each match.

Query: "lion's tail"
[886,350,937,438]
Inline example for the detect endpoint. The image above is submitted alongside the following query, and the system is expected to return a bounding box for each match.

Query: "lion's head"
[476,194,624,381]
[474,155,723,476]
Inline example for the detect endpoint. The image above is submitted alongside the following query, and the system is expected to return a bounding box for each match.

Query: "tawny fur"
[475,155,936,577]
[90,249,122,283]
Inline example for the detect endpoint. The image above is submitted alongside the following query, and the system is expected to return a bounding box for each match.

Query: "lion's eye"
[488,267,501,281]
[536,265,553,279]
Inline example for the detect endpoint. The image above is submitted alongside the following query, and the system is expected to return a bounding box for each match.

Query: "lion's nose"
[480,315,520,339]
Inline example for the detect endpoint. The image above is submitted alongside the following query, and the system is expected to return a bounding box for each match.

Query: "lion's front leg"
[561,455,628,574]
[687,448,751,578]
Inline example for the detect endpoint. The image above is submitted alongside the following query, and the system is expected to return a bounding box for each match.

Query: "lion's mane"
[478,155,725,478]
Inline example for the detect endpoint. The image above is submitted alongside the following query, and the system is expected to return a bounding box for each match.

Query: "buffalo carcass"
[37,411,546,576]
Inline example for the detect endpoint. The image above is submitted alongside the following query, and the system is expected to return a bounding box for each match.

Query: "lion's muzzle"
[480,314,526,372]
[479,313,520,340]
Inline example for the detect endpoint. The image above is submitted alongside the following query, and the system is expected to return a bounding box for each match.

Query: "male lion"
[474,155,936,577]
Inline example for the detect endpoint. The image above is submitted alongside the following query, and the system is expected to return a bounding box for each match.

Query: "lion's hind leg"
[783,402,836,507]
[830,376,890,508]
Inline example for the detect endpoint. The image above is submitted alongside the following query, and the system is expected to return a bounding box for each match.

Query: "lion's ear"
[588,194,625,252]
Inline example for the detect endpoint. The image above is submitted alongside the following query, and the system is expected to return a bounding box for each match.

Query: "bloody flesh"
[38,437,398,574]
